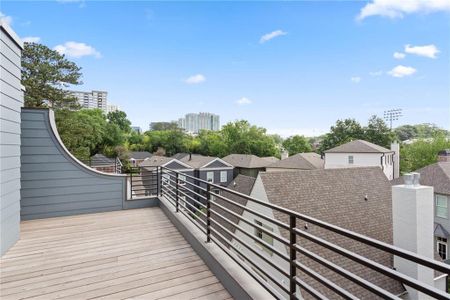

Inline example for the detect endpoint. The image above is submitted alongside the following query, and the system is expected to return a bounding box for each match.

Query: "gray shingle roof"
[392,162,450,195]
[267,152,324,170]
[89,154,115,166]
[324,140,393,154]
[259,167,405,298]
[128,151,152,160]
[222,154,274,169]
[179,154,218,169]
[139,156,173,167]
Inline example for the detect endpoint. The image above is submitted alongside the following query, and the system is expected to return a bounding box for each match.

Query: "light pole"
[384,109,403,129]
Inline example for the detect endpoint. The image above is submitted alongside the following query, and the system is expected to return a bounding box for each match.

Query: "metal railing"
[153,166,450,299]
[128,167,160,199]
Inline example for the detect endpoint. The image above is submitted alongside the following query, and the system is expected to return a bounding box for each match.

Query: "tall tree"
[319,119,364,152]
[282,135,312,155]
[107,110,131,133]
[22,42,82,108]
[364,115,395,148]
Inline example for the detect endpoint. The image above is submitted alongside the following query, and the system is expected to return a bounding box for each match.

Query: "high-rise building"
[177,112,220,134]
[70,90,108,112]
[107,104,119,114]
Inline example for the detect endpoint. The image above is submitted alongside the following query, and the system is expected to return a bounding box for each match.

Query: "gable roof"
[392,162,450,195]
[128,151,152,160]
[172,153,190,160]
[139,156,192,169]
[267,152,324,170]
[179,155,232,169]
[262,156,280,164]
[258,168,405,298]
[222,154,274,169]
[89,154,116,166]
[324,140,392,154]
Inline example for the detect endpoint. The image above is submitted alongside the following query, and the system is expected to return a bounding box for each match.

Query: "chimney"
[189,153,192,161]
[391,141,400,179]
[281,149,289,160]
[392,173,437,299]
[438,149,450,162]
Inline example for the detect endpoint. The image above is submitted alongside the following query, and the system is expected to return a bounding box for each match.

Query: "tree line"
[21,42,449,174]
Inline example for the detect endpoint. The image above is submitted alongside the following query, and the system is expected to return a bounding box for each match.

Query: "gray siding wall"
[198,168,234,188]
[21,109,127,220]
[0,24,23,256]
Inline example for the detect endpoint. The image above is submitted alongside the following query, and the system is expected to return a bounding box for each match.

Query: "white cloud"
[404,44,439,58]
[54,41,101,58]
[350,76,361,83]
[259,30,287,44]
[236,97,252,105]
[0,12,12,25]
[184,74,206,84]
[22,36,41,43]
[357,0,450,20]
[393,52,405,59]
[369,70,383,76]
[388,65,417,77]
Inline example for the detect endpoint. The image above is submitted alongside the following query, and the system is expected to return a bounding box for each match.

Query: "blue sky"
[2,1,449,136]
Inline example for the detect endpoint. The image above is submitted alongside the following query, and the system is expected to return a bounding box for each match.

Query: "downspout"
[380,153,385,173]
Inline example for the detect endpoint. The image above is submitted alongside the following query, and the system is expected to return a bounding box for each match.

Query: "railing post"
[130,170,133,200]
[290,215,297,299]
[206,183,211,243]
[175,172,179,212]
[159,167,163,197]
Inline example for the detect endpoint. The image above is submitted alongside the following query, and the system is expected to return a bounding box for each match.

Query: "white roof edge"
[1,21,24,49]
[201,157,234,168]
[163,158,195,169]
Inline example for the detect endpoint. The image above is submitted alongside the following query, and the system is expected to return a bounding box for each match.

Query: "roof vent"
[403,172,420,187]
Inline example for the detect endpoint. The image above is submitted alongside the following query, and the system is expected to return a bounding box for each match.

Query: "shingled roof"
[392,162,450,195]
[89,154,116,166]
[179,154,220,169]
[139,156,173,167]
[324,139,392,154]
[267,152,324,170]
[258,167,405,298]
[222,154,274,169]
[127,151,152,160]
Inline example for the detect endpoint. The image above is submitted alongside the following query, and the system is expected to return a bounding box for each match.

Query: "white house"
[323,139,400,180]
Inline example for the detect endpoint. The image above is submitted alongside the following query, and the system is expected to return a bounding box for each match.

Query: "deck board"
[0,208,232,300]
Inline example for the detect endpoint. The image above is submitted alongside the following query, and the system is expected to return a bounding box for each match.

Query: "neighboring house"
[88,154,122,174]
[229,167,407,298]
[392,150,450,262]
[128,151,152,167]
[137,156,194,198]
[265,152,323,172]
[324,139,400,180]
[222,154,277,178]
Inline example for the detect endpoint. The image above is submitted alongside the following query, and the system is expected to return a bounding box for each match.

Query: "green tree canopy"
[319,119,364,152]
[22,42,82,108]
[364,115,395,148]
[107,110,131,133]
[282,135,312,155]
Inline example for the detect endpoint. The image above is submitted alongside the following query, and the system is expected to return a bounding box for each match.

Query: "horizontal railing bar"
[211,192,290,231]
[130,188,157,192]
[163,194,207,232]
[163,188,207,219]
[177,189,207,209]
[162,174,208,199]
[209,208,290,263]
[210,200,290,246]
[162,169,208,192]
[294,244,401,300]
[294,260,358,300]
[209,225,290,294]
[295,277,329,300]
[209,232,285,300]
[295,229,449,300]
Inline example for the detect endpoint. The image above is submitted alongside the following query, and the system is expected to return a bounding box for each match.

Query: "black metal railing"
[154,166,450,300]
[128,166,159,199]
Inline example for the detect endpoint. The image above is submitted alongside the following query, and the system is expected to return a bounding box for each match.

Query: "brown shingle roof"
[392,162,450,195]
[267,153,324,170]
[259,167,405,299]
[324,140,393,154]
[222,154,274,169]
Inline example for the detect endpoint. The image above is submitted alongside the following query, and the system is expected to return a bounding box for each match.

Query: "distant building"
[70,90,108,112]
[107,104,119,114]
[177,112,220,134]
[131,126,142,134]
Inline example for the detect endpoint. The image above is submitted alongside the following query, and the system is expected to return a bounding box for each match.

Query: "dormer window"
[348,155,354,164]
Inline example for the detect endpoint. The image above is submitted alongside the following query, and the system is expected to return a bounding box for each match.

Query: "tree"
[282,135,312,155]
[22,42,82,108]
[394,125,418,141]
[196,130,228,157]
[319,119,364,152]
[364,115,395,148]
[107,110,131,133]
[149,122,180,131]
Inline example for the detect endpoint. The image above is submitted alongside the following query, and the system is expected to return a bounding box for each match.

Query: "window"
[220,171,227,183]
[348,155,354,164]
[206,172,214,182]
[211,189,220,201]
[436,195,448,219]
[254,220,274,255]
[437,237,447,260]
[178,174,186,186]
[162,174,170,186]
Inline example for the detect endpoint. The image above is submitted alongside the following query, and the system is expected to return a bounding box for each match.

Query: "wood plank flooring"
[0,208,232,300]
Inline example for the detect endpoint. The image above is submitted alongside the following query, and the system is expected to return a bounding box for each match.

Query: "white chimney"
[391,141,400,179]
[392,173,435,299]
[281,149,289,160]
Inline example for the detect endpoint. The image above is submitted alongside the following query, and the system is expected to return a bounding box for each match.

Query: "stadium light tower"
[384,109,403,129]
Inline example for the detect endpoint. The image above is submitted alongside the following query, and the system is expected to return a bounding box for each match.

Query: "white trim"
[200,166,234,171]
[1,21,24,49]
[200,157,234,169]
[162,158,196,169]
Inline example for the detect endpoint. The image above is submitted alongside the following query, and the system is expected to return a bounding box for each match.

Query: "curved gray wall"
[1,23,23,255]
[21,109,127,220]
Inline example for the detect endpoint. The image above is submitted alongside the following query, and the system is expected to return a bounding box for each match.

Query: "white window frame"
[162,174,170,186]
[220,170,227,183]
[348,155,354,164]
[437,237,448,260]
[211,189,220,201]
[436,194,448,219]
[254,220,274,255]
[206,171,214,183]
[178,174,186,186]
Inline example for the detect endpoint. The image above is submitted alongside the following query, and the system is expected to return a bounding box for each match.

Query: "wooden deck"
[0,208,232,300]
